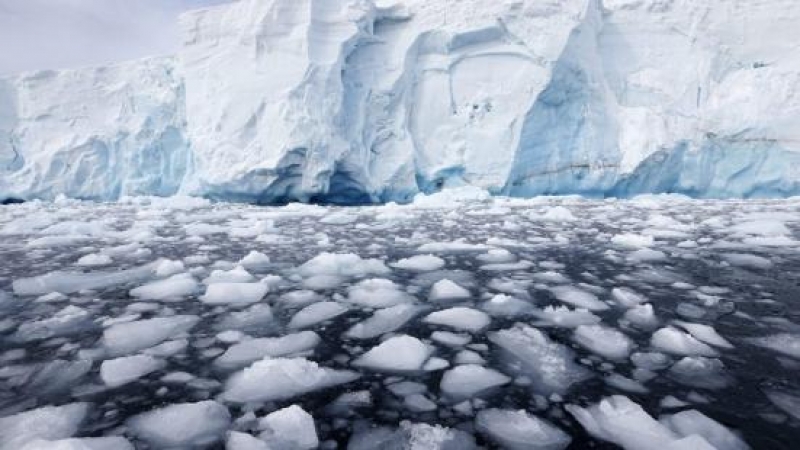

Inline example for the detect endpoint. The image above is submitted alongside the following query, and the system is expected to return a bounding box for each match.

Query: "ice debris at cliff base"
[2,194,800,447]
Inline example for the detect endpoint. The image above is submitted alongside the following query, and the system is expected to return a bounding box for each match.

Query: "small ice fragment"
[102,315,199,356]
[550,286,609,311]
[429,279,470,302]
[0,403,89,450]
[423,307,490,333]
[440,365,510,400]
[573,325,634,360]
[258,405,318,450]
[353,335,432,373]
[100,354,165,387]
[200,282,268,305]
[129,273,199,301]
[288,301,348,329]
[475,408,571,450]
[391,254,446,272]
[651,327,718,357]
[127,401,230,448]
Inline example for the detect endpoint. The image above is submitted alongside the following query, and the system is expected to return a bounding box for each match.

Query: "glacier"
[1,0,800,203]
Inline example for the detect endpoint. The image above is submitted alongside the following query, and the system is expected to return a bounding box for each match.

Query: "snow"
[475,408,571,450]
[102,315,199,356]
[223,357,359,403]
[127,401,231,448]
[353,335,432,373]
[258,405,318,450]
[200,282,268,305]
[423,307,491,333]
[287,301,348,329]
[0,403,89,450]
[100,354,165,387]
[439,364,510,400]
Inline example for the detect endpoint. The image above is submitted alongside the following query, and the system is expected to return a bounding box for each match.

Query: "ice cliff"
[2,0,799,203]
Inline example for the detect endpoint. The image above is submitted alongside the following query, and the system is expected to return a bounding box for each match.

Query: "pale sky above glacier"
[0,0,231,75]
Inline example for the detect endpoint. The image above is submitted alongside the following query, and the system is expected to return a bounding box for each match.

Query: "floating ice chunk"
[349,421,476,450]
[214,304,275,332]
[297,253,390,278]
[22,359,92,396]
[661,410,750,450]
[623,304,659,329]
[127,401,231,448]
[765,389,800,421]
[573,325,634,360]
[722,253,773,270]
[288,301,348,329]
[605,374,649,394]
[611,288,647,308]
[627,248,667,263]
[103,315,199,356]
[214,331,321,369]
[537,206,576,222]
[440,365,510,401]
[731,220,790,236]
[200,282,268,305]
[0,403,88,450]
[258,405,318,450]
[429,279,471,302]
[612,234,655,249]
[411,186,491,208]
[668,357,730,389]
[238,251,271,270]
[76,253,112,267]
[278,290,323,308]
[100,354,165,387]
[226,432,268,450]
[154,259,185,277]
[533,271,570,284]
[391,254,446,272]
[480,294,534,317]
[651,327,719,357]
[405,393,438,412]
[353,335,432,373]
[567,396,701,450]
[489,324,591,394]
[345,304,421,340]
[550,286,609,311]
[416,240,491,253]
[19,437,134,450]
[423,307,490,333]
[11,305,94,342]
[144,339,188,357]
[746,333,800,359]
[12,260,161,295]
[534,306,601,328]
[475,408,571,450]
[203,266,255,284]
[320,212,358,225]
[673,321,733,349]
[431,331,472,347]
[223,357,359,403]
[346,279,415,308]
[129,273,199,301]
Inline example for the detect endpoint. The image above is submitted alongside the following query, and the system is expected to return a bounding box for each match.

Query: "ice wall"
[0,57,190,201]
[1,0,799,203]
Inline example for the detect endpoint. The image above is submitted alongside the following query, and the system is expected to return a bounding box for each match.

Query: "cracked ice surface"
[2,193,800,448]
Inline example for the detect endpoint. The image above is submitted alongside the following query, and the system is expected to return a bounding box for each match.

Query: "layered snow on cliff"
[0,57,189,201]
[2,0,800,202]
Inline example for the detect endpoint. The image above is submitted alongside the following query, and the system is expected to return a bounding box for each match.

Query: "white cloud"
[0,0,231,75]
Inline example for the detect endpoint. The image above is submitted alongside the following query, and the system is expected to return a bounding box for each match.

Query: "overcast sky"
[0,0,231,75]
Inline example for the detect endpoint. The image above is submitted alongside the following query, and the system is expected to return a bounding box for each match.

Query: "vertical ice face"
[2,0,800,202]
[180,0,378,203]
[0,57,190,201]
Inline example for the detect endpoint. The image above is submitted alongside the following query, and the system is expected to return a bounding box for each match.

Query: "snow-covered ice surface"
[3,194,800,447]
